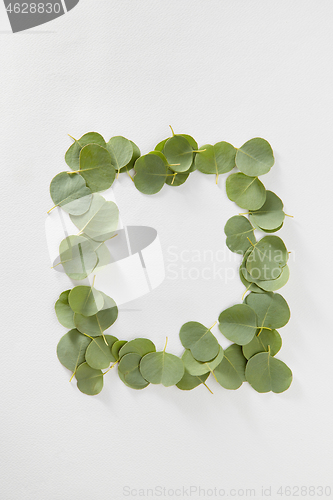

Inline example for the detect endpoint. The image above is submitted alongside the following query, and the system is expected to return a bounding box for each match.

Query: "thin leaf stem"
[163,337,168,352]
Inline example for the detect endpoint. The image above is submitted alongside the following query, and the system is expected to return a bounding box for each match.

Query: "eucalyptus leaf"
[226,173,266,210]
[241,247,290,291]
[179,321,219,362]
[224,215,256,255]
[163,136,194,173]
[246,235,288,280]
[59,235,98,280]
[246,292,290,330]
[195,142,236,177]
[140,350,185,387]
[65,132,106,170]
[49,172,92,215]
[249,191,285,231]
[236,138,274,176]
[74,293,118,337]
[245,352,292,393]
[182,346,224,376]
[55,290,75,329]
[176,370,209,391]
[118,338,156,359]
[239,266,265,293]
[75,362,104,395]
[118,353,149,390]
[90,241,111,273]
[134,154,167,194]
[106,136,133,173]
[242,329,282,360]
[79,144,115,193]
[85,335,117,369]
[218,304,258,345]
[57,329,91,373]
[68,285,104,317]
[111,340,128,360]
[70,193,119,242]
[213,344,247,390]
[120,141,141,173]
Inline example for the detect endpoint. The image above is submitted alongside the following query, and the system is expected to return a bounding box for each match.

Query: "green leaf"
[249,191,285,231]
[140,350,185,387]
[245,352,292,393]
[239,265,265,294]
[118,353,149,390]
[79,144,115,193]
[70,193,119,242]
[75,362,104,395]
[226,173,266,210]
[165,170,189,186]
[74,293,118,337]
[49,172,92,215]
[213,344,247,390]
[120,140,141,173]
[59,235,98,280]
[163,135,194,173]
[242,329,282,360]
[134,154,167,194]
[57,329,91,372]
[195,142,236,177]
[246,235,288,280]
[182,346,224,376]
[118,338,156,359]
[224,215,256,255]
[176,370,209,391]
[106,136,134,173]
[179,321,219,362]
[65,132,106,171]
[68,285,104,317]
[55,290,75,329]
[245,292,290,330]
[111,340,128,360]
[85,335,117,369]
[89,240,111,273]
[218,304,258,345]
[236,138,274,176]
[241,247,290,291]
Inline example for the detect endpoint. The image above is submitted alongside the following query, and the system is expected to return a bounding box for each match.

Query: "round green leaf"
[70,193,119,242]
[165,169,189,186]
[65,132,106,171]
[179,321,219,362]
[118,353,149,390]
[249,191,285,231]
[239,265,265,293]
[111,340,128,360]
[218,304,258,345]
[213,344,247,390]
[176,370,209,391]
[55,290,75,329]
[85,335,117,369]
[256,266,290,292]
[224,215,256,255]
[50,172,92,215]
[120,140,141,173]
[79,144,115,193]
[182,346,224,376]
[68,286,104,317]
[106,136,133,173]
[246,235,288,280]
[74,293,118,337]
[246,292,290,330]
[59,235,98,280]
[242,329,282,360]
[75,362,104,395]
[245,352,292,393]
[163,136,194,173]
[226,173,266,210]
[236,138,274,176]
[140,351,184,387]
[57,329,91,372]
[195,142,236,176]
[118,338,156,359]
[134,154,167,194]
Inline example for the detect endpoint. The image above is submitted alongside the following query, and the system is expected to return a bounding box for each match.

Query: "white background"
[1,1,333,499]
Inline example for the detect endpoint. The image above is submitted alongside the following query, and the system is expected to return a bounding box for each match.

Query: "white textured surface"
[1,1,333,499]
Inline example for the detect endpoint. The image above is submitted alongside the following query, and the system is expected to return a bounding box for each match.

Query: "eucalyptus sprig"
[49,129,293,396]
